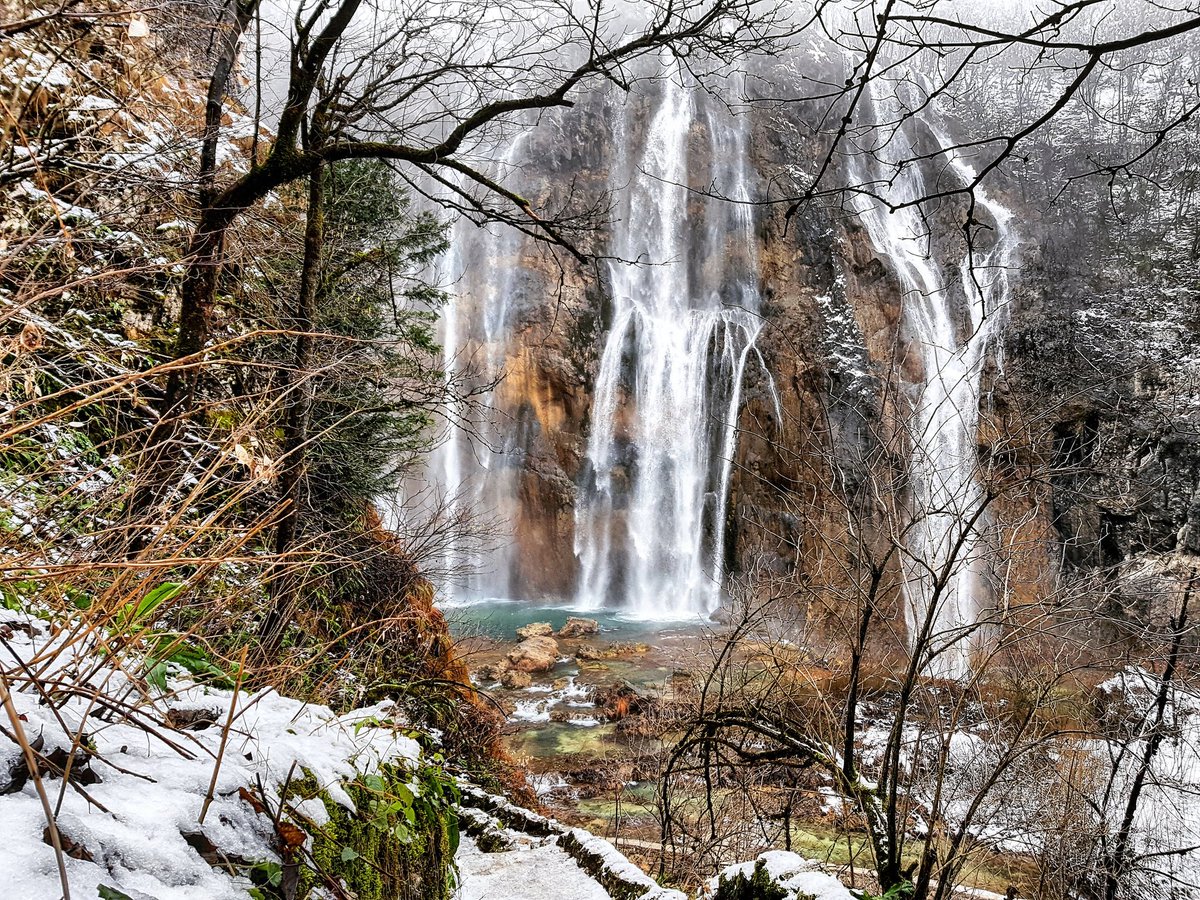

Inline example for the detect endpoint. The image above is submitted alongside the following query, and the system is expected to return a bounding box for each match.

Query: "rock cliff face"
[442,79,877,608]
[437,67,1200,632]
[997,221,1200,586]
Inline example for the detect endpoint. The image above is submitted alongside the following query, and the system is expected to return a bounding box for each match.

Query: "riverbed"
[441,599,712,825]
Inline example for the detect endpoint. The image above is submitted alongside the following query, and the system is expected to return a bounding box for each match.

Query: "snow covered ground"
[0,609,422,899]
[455,842,861,900]
[456,834,613,900]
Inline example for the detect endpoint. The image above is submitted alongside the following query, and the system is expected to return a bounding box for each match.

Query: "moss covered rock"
[287,765,457,900]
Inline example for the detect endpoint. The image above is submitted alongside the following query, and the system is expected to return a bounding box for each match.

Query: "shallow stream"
[442,599,710,807]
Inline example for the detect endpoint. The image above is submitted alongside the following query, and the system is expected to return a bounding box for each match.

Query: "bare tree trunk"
[123,209,233,554]
[202,0,261,206]
[260,166,325,653]
[124,2,259,544]
[161,216,228,413]
[160,0,260,414]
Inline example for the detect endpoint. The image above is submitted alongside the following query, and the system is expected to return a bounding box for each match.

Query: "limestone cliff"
[439,64,1200,637]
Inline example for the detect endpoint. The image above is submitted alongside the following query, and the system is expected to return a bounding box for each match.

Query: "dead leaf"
[252,453,277,481]
[276,821,307,851]
[238,785,267,815]
[45,825,93,861]
[18,324,43,352]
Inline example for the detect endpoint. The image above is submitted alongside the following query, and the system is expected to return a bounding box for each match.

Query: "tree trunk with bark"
[260,167,326,653]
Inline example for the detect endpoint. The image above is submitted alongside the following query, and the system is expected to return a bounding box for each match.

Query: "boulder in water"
[500,669,533,690]
[575,643,602,661]
[558,617,600,638]
[507,635,560,673]
[594,683,649,721]
[574,641,648,661]
[472,663,505,683]
[709,604,734,625]
[516,621,554,640]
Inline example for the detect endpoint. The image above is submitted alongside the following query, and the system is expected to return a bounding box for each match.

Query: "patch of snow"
[703,851,857,900]
[0,613,424,900]
[817,785,844,814]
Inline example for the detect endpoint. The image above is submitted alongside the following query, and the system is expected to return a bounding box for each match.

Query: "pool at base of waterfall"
[439,596,714,643]
[440,596,714,832]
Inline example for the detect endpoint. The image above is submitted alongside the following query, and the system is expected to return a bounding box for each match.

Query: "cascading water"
[432,137,529,602]
[849,83,1018,677]
[429,75,770,617]
[572,74,767,619]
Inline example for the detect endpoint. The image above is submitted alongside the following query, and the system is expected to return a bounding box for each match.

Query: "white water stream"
[571,74,768,619]
[849,83,1018,677]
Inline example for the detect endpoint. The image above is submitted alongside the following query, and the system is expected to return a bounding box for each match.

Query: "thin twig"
[199,645,248,825]
[0,671,71,900]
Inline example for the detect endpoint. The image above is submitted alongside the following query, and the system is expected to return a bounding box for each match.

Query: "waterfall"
[431,137,529,602]
[848,83,1018,677]
[428,75,769,618]
[572,75,766,619]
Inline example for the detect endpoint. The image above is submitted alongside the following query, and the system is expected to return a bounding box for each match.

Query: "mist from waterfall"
[848,83,1019,677]
[571,75,767,619]
[431,138,529,603]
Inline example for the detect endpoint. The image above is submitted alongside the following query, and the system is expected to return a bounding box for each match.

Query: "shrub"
[714,860,790,900]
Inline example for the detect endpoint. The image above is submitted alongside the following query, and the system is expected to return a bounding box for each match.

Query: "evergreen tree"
[305,160,448,526]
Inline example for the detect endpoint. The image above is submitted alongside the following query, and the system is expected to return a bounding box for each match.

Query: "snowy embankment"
[0,609,422,899]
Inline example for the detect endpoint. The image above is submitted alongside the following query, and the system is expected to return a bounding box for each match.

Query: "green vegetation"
[714,860,793,900]
[279,764,459,900]
[302,159,448,528]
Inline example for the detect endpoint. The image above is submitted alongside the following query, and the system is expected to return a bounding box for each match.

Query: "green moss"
[714,860,792,900]
[287,765,456,900]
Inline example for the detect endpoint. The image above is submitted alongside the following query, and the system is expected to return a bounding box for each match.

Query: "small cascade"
[571,74,767,619]
[848,83,1018,677]
[508,677,598,726]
